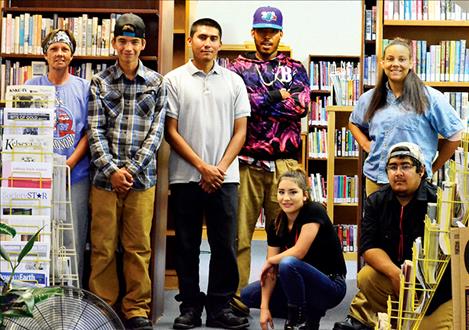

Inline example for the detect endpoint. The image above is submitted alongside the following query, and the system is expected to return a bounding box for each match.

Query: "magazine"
[0,215,51,245]
[5,85,55,109]
[1,161,53,188]
[1,134,53,163]
[0,187,52,217]
[2,107,54,136]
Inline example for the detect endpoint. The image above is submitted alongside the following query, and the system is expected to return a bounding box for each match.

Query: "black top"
[360,180,451,314]
[267,201,347,277]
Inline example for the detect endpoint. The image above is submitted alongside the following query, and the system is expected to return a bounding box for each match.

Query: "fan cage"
[4,286,125,330]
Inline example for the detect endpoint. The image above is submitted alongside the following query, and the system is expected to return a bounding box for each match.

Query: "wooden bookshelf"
[326,106,360,257]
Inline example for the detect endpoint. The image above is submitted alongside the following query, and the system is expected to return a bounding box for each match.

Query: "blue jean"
[64,178,90,287]
[170,183,239,317]
[241,256,346,320]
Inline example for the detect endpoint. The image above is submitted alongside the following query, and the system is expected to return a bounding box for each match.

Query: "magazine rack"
[378,134,469,329]
[0,96,79,288]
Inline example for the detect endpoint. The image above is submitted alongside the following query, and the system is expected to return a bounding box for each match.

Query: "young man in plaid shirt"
[87,13,166,330]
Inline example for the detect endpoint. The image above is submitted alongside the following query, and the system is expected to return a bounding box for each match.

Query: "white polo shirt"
[165,60,251,184]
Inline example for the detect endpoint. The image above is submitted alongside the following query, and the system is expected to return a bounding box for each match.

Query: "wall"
[188,0,362,66]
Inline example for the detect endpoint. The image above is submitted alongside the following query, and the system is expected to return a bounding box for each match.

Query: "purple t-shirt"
[26,75,90,184]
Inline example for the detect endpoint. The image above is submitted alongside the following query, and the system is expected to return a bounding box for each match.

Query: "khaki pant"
[236,159,299,292]
[350,265,452,328]
[88,185,155,319]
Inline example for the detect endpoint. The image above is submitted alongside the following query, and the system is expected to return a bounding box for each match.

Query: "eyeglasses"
[386,163,415,173]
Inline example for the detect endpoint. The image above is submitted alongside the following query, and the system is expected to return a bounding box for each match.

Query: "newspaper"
[2,107,54,136]
[5,85,55,109]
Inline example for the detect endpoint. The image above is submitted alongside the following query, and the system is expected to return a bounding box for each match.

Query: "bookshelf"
[0,0,175,321]
[377,0,469,111]
[161,0,189,293]
[307,54,361,259]
[0,0,161,95]
[326,106,359,261]
[361,0,377,91]
[172,0,188,68]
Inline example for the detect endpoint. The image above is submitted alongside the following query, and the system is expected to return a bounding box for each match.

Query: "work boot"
[173,293,205,329]
[333,315,372,330]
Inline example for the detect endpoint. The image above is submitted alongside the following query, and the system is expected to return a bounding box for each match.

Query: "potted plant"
[0,222,61,329]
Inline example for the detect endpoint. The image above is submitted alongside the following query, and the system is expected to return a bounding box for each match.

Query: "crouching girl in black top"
[241,169,347,330]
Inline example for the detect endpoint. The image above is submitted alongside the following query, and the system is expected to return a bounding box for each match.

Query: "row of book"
[364,6,377,41]
[333,175,359,204]
[384,38,469,83]
[308,127,359,159]
[443,91,469,128]
[1,13,121,56]
[363,54,377,87]
[308,128,327,159]
[310,60,360,91]
[309,95,329,127]
[335,127,359,157]
[0,85,56,286]
[309,172,326,203]
[383,0,469,21]
[0,59,110,100]
[310,60,360,106]
[334,224,358,253]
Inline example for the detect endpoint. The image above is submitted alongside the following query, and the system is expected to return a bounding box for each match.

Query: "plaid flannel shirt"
[88,61,167,191]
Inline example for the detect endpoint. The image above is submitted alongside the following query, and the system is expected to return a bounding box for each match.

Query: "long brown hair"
[273,169,310,235]
[365,38,429,122]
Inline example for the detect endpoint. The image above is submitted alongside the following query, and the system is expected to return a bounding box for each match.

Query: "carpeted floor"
[154,240,358,329]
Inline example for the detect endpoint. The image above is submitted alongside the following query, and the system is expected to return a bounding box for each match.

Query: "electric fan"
[3,286,125,329]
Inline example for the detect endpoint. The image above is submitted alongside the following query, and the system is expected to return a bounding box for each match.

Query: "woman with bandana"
[26,29,90,287]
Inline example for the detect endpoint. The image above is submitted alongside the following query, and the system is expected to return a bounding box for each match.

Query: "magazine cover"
[5,85,55,109]
[0,215,51,245]
[1,187,52,217]
[2,107,54,136]
[1,134,53,162]
[1,161,53,188]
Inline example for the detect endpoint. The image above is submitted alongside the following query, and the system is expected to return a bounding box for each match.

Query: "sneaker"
[126,317,153,330]
[206,310,249,329]
[173,310,202,329]
[229,295,250,317]
[333,315,372,330]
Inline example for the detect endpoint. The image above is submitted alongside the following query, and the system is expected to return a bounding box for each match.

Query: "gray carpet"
[154,240,358,329]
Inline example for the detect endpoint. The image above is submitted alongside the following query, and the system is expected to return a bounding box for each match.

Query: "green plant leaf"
[31,287,62,303]
[14,290,34,314]
[1,307,33,318]
[17,228,42,264]
[0,245,10,263]
[0,224,15,238]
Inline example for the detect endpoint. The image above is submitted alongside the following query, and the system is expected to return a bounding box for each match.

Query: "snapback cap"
[386,142,425,166]
[114,13,146,39]
[252,6,283,30]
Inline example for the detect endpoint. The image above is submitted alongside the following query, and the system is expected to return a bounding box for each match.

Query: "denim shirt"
[350,84,464,183]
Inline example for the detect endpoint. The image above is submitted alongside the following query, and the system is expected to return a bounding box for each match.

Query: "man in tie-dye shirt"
[228,5,311,308]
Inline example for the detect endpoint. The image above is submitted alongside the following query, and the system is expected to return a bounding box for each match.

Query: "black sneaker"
[333,316,372,330]
[126,317,153,330]
[173,310,202,329]
[206,310,249,329]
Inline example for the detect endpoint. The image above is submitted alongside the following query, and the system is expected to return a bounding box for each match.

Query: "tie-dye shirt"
[228,53,310,161]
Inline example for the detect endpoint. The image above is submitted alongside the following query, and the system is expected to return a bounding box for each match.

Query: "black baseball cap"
[114,13,145,39]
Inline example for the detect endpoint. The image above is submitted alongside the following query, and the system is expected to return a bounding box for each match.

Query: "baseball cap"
[114,13,146,39]
[252,6,283,30]
[386,142,425,166]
